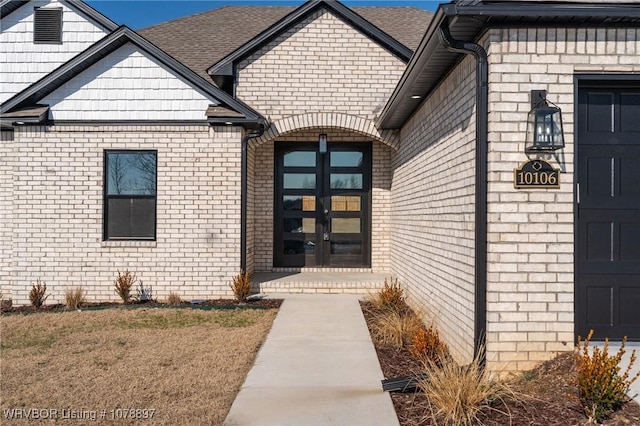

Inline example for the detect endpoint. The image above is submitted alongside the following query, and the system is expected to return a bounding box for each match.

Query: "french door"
[274,143,371,268]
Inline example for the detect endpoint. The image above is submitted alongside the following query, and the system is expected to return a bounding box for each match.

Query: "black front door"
[576,81,640,340]
[274,142,371,268]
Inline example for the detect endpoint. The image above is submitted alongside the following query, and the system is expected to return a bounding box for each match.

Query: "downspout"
[240,123,266,273]
[437,21,489,365]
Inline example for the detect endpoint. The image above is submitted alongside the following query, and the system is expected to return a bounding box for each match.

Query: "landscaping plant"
[114,270,136,304]
[230,271,251,303]
[371,309,424,349]
[374,277,405,312]
[409,325,450,364]
[576,329,640,423]
[65,287,86,310]
[167,292,181,305]
[135,280,153,302]
[418,347,516,426]
[29,280,48,308]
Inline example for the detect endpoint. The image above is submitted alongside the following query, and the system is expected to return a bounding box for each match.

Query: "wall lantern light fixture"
[526,90,565,152]
[319,133,327,154]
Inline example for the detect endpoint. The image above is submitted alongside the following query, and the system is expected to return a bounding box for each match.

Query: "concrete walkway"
[223,294,399,426]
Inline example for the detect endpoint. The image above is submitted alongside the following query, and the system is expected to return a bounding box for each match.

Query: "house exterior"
[1,0,638,372]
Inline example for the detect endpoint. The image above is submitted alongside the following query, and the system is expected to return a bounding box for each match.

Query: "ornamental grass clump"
[576,329,640,423]
[418,348,517,426]
[114,270,136,304]
[167,292,181,306]
[29,280,48,308]
[65,287,86,310]
[371,309,424,349]
[230,271,251,303]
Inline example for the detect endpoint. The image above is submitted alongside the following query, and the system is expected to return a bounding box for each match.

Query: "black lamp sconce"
[526,90,565,153]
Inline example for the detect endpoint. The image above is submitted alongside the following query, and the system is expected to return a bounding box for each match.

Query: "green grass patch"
[214,310,259,328]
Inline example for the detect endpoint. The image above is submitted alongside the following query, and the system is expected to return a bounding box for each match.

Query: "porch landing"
[251,271,390,294]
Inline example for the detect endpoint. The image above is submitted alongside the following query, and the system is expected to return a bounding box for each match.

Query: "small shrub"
[135,280,153,302]
[65,287,86,310]
[576,329,640,423]
[167,292,181,305]
[230,271,252,303]
[114,270,136,304]
[418,348,516,426]
[409,325,450,364]
[371,309,423,349]
[29,280,48,308]
[373,277,405,312]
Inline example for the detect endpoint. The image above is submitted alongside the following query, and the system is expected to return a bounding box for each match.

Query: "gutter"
[437,20,488,365]
[240,123,266,273]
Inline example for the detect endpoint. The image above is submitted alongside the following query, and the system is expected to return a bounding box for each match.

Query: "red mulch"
[361,301,640,426]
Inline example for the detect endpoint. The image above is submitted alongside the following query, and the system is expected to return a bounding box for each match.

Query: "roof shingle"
[138,5,432,81]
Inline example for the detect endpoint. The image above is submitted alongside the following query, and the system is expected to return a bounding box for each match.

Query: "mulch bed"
[1,297,282,315]
[361,301,640,426]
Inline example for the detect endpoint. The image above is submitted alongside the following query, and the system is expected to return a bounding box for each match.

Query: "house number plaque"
[514,159,560,189]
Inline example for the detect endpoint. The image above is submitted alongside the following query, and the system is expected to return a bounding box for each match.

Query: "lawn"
[0,307,277,425]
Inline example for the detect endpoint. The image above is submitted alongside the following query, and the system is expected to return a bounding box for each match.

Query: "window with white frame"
[104,151,157,240]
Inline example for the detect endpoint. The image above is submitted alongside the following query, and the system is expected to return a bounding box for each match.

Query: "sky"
[86,0,440,30]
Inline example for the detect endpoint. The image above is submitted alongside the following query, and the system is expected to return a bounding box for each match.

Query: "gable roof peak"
[206,0,414,77]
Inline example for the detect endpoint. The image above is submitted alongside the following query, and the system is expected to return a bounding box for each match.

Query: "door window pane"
[284,218,315,234]
[331,151,363,167]
[331,174,362,189]
[284,173,316,189]
[283,196,316,211]
[332,196,360,212]
[332,218,360,233]
[284,151,316,167]
[331,241,362,255]
[284,240,315,255]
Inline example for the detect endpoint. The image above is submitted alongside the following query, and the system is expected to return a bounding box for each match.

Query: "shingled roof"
[139,5,432,81]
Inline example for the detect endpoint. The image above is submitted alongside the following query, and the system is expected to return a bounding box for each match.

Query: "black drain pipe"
[438,21,488,365]
[241,123,265,273]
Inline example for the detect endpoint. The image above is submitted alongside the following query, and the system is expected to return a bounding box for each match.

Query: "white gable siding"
[40,43,214,121]
[0,0,110,103]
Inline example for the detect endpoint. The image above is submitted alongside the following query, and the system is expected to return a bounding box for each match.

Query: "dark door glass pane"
[106,152,156,195]
[330,151,363,167]
[331,241,362,255]
[331,174,362,189]
[284,151,316,167]
[283,195,315,211]
[284,240,315,255]
[284,218,315,233]
[284,173,316,189]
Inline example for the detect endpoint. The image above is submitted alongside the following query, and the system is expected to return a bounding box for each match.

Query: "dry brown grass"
[417,351,519,426]
[1,307,277,425]
[370,309,424,349]
[65,287,86,310]
[166,292,181,305]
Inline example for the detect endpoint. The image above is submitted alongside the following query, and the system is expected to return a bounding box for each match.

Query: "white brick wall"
[236,8,406,121]
[0,0,109,103]
[41,43,215,121]
[0,131,14,299]
[392,56,478,364]
[485,26,640,372]
[7,125,243,305]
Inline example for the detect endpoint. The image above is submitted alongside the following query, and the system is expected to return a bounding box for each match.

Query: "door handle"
[323,209,329,216]
[323,232,330,241]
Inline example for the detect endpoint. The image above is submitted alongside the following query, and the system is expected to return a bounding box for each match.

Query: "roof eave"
[377,1,640,130]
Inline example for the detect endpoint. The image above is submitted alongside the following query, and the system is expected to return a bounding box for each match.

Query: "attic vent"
[34,8,62,44]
